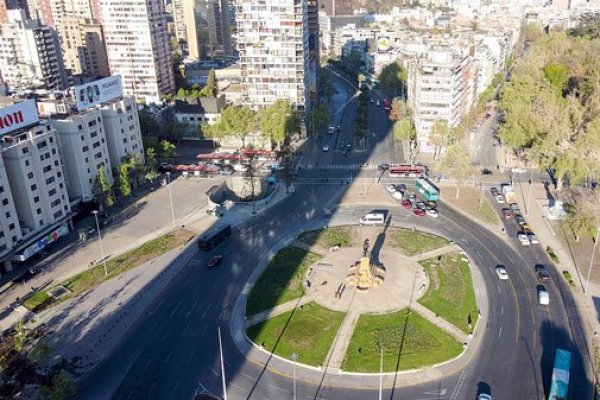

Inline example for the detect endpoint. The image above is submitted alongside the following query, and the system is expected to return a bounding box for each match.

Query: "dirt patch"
[439,185,499,227]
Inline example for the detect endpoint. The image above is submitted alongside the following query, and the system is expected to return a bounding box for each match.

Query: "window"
[0,186,3,193]
[2,198,7,206]
[39,220,43,226]
[49,188,56,196]
[37,208,42,214]
[33,196,39,203]
[43,165,52,173]
[5,211,10,218]
[50,199,61,207]
[82,145,89,152]
[53,210,63,219]
[49,136,54,143]
[57,171,62,177]
[59,183,63,189]
[9,223,15,230]
[45,176,55,185]
[91,131,98,138]
[88,120,97,127]
[54,160,59,166]
[25,160,30,166]
[31,184,37,191]
[52,148,56,155]
[94,152,102,159]
[37,141,47,150]
[78,124,83,130]
[93,141,101,148]
[22,147,29,154]
[27,172,34,179]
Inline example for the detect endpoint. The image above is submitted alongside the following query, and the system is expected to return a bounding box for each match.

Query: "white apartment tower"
[0,155,21,258]
[101,0,175,104]
[408,49,473,153]
[0,10,69,91]
[235,0,309,111]
[100,96,144,168]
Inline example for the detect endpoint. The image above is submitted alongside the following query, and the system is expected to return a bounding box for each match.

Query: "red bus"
[387,164,428,178]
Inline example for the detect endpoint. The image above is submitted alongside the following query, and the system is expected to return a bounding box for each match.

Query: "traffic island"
[242,226,481,375]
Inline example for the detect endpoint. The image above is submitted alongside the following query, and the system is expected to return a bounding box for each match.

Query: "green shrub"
[546,246,560,263]
[562,271,575,287]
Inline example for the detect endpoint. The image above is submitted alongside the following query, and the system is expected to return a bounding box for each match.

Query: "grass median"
[23,228,195,313]
[246,246,321,316]
[388,228,449,256]
[342,309,463,372]
[418,252,479,333]
[297,227,353,248]
[247,302,345,367]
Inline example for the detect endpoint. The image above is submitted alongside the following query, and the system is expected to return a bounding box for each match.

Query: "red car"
[413,208,426,217]
[402,200,412,209]
[501,208,512,220]
[207,255,223,268]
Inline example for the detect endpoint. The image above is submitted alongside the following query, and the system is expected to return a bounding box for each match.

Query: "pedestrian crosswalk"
[298,163,379,171]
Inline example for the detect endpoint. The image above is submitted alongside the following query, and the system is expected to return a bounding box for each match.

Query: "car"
[413,208,426,217]
[322,144,330,152]
[510,203,521,214]
[233,163,249,172]
[478,394,493,400]
[370,98,375,103]
[426,208,439,218]
[396,183,407,191]
[416,201,427,210]
[378,163,390,171]
[408,193,417,202]
[328,125,335,134]
[518,232,531,246]
[484,113,492,120]
[511,167,527,174]
[521,223,531,232]
[336,125,341,133]
[426,201,437,208]
[496,265,509,280]
[535,264,551,281]
[538,285,549,305]
[271,163,286,171]
[495,194,506,204]
[392,190,404,200]
[490,187,499,196]
[401,200,412,209]
[501,208,512,219]
[528,232,539,244]
[207,255,224,268]
[515,214,526,226]
[386,184,397,193]
[345,144,352,152]
[376,100,381,106]
[481,168,493,176]
[206,208,223,217]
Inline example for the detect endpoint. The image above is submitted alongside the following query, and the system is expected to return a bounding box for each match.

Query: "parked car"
[510,203,521,214]
[490,187,499,196]
[271,163,286,171]
[386,184,397,193]
[501,208,512,219]
[401,200,412,209]
[396,183,407,191]
[233,164,249,172]
[535,264,551,281]
[515,215,526,226]
[328,125,335,134]
[416,201,427,210]
[495,265,509,280]
[517,232,531,246]
[426,201,437,209]
[392,191,404,200]
[484,113,492,120]
[413,208,426,217]
[495,194,506,204]
[478,394,493,400]
[511,167,527,174]
[408,193,417,202]
[207,255,224,268]
[521,223,531,232]
[206,208,223,217]
[528,232,539,244]
[481,168,493,176]
[376,99,381,106]
[426,208,439,218]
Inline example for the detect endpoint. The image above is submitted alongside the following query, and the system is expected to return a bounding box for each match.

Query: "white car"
[478,395,492,400]
[271,163,286,171]
[392,190,404,200]
[233,164,249,172]
[538,286,549,305]
[495,194,506,204]
[386,184,397,193]
[376,100,381,106]
[511,167,527,174]
[426,208,439,218]
[528,233,539,244]
[495,265,508,280]
[322,144,330,152]
[518,233,531,246]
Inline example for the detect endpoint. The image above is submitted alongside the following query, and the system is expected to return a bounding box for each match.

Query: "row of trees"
[175,69,218,99]
[202,100,300,149]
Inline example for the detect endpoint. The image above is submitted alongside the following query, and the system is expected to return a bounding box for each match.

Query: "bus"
[197,224,232,251]
[415,178,439,201]
[548,349,571,400]
[387,164,428,178]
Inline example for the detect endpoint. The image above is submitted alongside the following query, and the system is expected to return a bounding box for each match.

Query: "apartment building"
[101,0,174,104]
[235,0,310,111]
[0,9,69,91]
[59,17,109,77]
[408,48,473,153]
[100,96,144,168]
[0,99,71,272]
[50,108,113,202]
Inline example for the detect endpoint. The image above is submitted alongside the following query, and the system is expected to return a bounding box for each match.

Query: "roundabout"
[241,225,481,374]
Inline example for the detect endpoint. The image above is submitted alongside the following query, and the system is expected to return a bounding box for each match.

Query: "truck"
[501,184,518,204]
[197,224,232,251]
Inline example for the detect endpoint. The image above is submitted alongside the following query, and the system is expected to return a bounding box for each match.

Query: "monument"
[346,239,385,292]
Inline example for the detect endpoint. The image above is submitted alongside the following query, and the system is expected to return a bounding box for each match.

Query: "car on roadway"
[501,208,512,220]
[535,264,551,281]
[426,208,439,218]
[426,201,437,209]
[481,168,493,176]
[392,191,404,200]
[494,194,506,204]
[515,214,526,226]
[207,255,224,268]
[511,167,527,174]
[517,232,531,246]
[478,394,492,400]
[521,223,531,232]
[408,193,417,202]
[413,208,426,217]
[528,232,539,244]
[416,201,427,210]
[538,285,549,305]
[396,183,407,191]
[233,163,249,172]
[370,98,374,104]
[510,203,521,215]
[495,265,509,280]
[386,184,397,193]
[322,144,329,152]
[376,99,381,106]
[328,125,335,134]
[401,200,412,209]
[336,125,341,133]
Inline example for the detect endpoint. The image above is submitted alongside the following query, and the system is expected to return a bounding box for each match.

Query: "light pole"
[218,326,228,400]
[290,352,299,400]
[585,228,600,294]
[165,172,175,226]
[526,167,534,216]
[92,210,108,276]
[379,347,384,400]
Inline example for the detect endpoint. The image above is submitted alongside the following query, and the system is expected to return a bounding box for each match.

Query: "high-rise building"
[0,10,69,91]
[235,0,309,111]
[59,17,109,77]
[322,0,352,16]
[101,0,174,104]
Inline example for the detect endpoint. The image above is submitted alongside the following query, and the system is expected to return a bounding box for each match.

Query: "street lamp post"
[218,326,228,400]
[290,352,299,400]
[526,167,534,216]
[585,228,600,294]
[92,210,108,276]
[165,172,175,226]
[379,347,384,400]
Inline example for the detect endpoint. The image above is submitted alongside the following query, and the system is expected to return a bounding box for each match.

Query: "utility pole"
[290,353,299,400]
[585,228,600,294]
[218,326,228,400]
[166,172,175,226]
[92,210,108,275]
[379,347,384,400]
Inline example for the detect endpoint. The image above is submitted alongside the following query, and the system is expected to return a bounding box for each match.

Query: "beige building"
[59,17,109,77]
[100,96,144,167]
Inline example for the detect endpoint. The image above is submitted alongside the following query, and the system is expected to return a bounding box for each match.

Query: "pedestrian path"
[410,302,469,343]
[244,294,316,328]
[325,310,360,369]
[299,163,379,171]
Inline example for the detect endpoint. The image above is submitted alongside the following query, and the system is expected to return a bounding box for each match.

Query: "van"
[359,213,386,226]
[538,286,549,305]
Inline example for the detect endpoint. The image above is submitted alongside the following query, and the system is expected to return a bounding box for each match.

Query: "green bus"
[415,178,439,201]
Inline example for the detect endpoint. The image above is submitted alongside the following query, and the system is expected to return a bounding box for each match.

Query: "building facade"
[100,96,144,168]
[101,0,174,104]
[235,0,309,111]
[59,17,110,77]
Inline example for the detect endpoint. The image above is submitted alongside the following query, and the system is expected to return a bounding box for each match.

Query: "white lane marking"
[450,370,467,400]
[498,327,503,338]
[161,331,169,343]
[501,305,504,315]
[186,301,198,317]
[168,381,180,399]
[143,358,151,372]
[165,350,172,363]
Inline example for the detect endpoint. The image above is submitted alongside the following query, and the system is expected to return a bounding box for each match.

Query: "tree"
[259,100,297,148]
[429,120,450,160]
[158,140,177,160]
[378,62,408,97]
[543,63,569,93]
[205,68,218,96]
[437,143,472,199]
[393,117,416,162]
[564,192,600,241]
[116,162,132,199]
[317,70,335,100]
[93,166,114,208]
[176,88,187,98]
[389,98,407,121]
[211,105,255,147]
[39,371,77,400]
[307,104,330,134]
[138,109,159,137]
[145,147,158,173]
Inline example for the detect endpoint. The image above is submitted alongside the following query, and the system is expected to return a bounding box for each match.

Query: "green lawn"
[342,309,463,372]
[297,227,352,248]
[247,302,345,367]
[22,229,195,313]
[418,253,479,333]
[388,228,449,256]
[246,246,322,316]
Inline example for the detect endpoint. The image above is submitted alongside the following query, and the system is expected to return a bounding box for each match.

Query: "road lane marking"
[168,381,180,399]
[161,331,169,343]
[500,305,504,315]
[498,326,503,338]
[165,350,172,363]
[450,370,467,400]
[143,358,151,372]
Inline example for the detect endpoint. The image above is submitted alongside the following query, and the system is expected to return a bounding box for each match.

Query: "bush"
[546,246,560,263]
[562,271,576,288]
